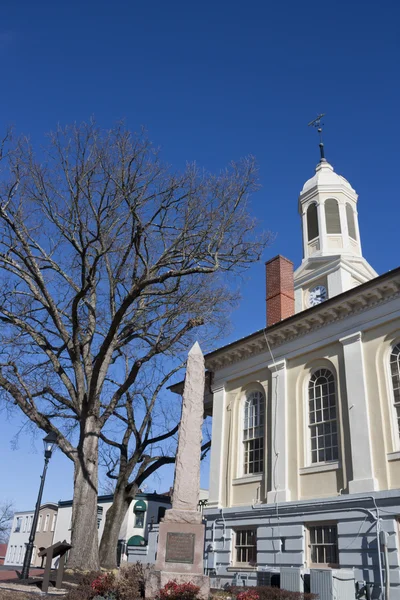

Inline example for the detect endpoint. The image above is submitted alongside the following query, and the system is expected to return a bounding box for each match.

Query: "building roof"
[205,264,400,371]
[301,160,355,195]
[0,544,7,557]
[58,491,171,508]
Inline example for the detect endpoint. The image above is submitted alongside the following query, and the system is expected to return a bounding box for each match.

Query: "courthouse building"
[203,152,400,598]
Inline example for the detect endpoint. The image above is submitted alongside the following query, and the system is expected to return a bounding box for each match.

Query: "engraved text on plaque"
[165,532,195,564]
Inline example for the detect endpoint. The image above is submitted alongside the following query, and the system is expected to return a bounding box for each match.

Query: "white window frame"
[389,343,400,447]
[242,390,265,476]
[43,514,50,532]
[37,514,42,532]
[14,516,22,532]
[233,528,257,567]
[307,368,339,465]
[51,514,57,532]
[307,522,339,568]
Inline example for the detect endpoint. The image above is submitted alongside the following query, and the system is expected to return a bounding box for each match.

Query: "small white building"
[53,492,171,564]
[4,503,58,567]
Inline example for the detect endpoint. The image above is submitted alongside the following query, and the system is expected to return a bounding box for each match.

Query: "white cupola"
[294,157,377,313]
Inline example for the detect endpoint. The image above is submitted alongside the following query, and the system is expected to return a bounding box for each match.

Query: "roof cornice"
[205,267,400,372]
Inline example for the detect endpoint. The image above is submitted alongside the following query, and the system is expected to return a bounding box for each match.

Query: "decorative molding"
[299,461,341,475]
[206,272,400,372]
[387,452,400,462]
[339,331,363,346]
[227,567,257,572]
[267,358,286,373]
[232,474,263,486]
[210,382,226,394]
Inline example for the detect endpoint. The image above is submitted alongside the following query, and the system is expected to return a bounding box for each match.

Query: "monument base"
[145,570,210,600]
[155,521,205,573]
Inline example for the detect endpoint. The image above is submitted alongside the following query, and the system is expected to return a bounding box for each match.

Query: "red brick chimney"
[266,255,295,327]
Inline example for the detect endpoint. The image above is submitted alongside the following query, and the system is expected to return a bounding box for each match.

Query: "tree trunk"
[67,418,100,571]
[99,482,135,569]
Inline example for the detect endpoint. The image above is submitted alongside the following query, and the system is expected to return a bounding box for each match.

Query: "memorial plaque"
[165,532,195,564]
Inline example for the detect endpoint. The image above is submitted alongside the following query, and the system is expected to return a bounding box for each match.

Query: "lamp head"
[43,431,58,458]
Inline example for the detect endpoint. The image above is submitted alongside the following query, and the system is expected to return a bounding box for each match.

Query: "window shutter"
[325,199,341,234]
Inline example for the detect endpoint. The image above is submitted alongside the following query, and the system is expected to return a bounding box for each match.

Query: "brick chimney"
[266,255,295,327]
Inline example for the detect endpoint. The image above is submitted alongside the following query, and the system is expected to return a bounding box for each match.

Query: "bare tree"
[0,122,271,570]
[0,500,14,543]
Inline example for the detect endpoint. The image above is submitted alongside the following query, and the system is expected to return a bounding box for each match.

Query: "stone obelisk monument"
[147,342,209,598]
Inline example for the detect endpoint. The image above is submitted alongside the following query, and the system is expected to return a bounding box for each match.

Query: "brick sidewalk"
[0,568,43,581]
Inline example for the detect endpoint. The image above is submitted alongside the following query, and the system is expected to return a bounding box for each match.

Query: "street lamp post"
[20,432,58,580]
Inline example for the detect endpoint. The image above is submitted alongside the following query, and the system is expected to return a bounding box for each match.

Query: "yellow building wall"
[217,315,400,508]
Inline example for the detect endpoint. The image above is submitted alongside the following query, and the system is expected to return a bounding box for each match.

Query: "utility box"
[257,569,280,587]
[311,569,355,600]
[281,567,304,592]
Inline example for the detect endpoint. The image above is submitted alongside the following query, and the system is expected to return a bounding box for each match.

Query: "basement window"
[307,523,338,567]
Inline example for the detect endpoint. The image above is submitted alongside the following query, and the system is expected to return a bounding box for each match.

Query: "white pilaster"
[317,201,327,253]
[267,359,290,503]
[301,209,308,259]
[339,332,378,493]
[207,383,226,508]
[338,202,350,250]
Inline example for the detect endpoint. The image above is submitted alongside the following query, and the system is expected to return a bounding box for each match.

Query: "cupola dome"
[301,160,354,195]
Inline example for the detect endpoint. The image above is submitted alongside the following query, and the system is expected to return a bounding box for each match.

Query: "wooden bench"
[38,540,72,592]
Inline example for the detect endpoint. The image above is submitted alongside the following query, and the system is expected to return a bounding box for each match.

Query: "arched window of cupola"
[243,390,265,475]
[390,344,400,436]
[308,369,338,463]
[307,203,319,241]
[325,199,341,234]
[346,203,357,240]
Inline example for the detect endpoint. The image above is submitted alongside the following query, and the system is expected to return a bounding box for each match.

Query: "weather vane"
[308,113,326,161]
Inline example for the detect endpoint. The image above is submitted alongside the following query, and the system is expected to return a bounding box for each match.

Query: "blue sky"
[0,0,399,511]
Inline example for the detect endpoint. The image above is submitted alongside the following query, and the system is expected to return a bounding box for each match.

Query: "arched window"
[308,369,338,463]
[307,203,319,241]
[325,199,341,234]
[243,390,265,475]
[346,203,357,240]
[390,344,400,436]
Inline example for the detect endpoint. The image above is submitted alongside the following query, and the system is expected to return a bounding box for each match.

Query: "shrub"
[228,587,317,600]
[158,580,200,600]
[64,571,111,600]
[65,571,103,600]
[116,563,145,600]
[91,573,116,596]
[237,591,260,600]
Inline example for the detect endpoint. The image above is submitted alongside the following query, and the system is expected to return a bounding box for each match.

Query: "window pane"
[309,370,338,464]
[243,391,265,475]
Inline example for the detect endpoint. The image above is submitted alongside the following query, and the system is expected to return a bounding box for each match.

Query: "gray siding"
[203,490,400,598]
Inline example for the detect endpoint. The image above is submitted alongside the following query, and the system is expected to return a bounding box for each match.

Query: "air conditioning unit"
[311,569,355,600]
[281,567,303,592]
[257,568,280,587]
